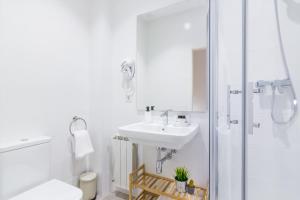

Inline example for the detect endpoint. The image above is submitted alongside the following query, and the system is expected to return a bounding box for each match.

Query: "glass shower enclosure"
[209,0,300,199]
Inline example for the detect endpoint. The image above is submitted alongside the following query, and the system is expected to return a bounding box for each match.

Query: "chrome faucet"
[160,109,172,126]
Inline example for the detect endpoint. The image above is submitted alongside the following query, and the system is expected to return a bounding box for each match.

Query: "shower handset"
[256,79,297,124]
[269,0,298,124]
[121,58,135,80]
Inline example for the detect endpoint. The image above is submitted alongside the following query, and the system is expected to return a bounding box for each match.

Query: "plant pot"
[175,180,186,193]
[186,186,195,195]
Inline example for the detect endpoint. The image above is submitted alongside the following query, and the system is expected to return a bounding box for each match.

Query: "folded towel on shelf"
[72,130,94,159]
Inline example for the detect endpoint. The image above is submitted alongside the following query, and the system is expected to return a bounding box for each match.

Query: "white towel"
[73,130,94,159]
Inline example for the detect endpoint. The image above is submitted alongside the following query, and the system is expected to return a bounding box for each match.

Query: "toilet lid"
[10,179,82,200]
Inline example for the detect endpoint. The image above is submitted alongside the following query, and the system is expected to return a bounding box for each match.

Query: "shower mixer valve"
[256,79,291,91]
[255,79,297,124]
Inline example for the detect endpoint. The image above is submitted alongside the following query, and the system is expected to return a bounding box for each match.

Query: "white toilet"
[0,136,82,200]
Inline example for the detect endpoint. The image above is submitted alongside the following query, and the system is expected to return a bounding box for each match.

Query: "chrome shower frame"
[209,0,247,199]
[208,0,219,199]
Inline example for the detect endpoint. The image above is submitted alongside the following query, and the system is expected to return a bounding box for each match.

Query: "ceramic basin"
[118,122,199,149]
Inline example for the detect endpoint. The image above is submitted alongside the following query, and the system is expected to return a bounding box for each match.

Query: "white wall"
[0,0,90,184]
[88,0,113,196]
[0,0,209,198]
[109,0,209,189]
[90,0,209,196]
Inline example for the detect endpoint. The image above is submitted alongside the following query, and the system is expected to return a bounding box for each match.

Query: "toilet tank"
[0,136,51,200]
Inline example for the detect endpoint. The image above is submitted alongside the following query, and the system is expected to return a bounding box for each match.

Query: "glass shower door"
[209,0,244,199]
[245,0,300,199]
[210,0,300,199]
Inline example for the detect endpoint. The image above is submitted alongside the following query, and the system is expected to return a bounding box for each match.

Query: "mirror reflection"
[136,0,208,111]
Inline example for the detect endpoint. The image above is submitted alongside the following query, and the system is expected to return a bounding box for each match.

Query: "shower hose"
[271,0,298,124]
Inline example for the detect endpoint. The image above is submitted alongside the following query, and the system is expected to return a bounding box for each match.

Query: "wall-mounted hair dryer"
[121,58,135,102]
[121,58,135,80]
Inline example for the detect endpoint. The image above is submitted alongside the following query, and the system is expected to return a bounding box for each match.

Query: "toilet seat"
[10,179,82,200]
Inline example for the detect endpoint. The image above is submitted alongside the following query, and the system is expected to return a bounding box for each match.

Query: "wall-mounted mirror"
[136,0,208,112]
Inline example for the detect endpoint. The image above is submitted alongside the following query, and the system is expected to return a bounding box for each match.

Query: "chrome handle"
[253,88,264,94]
[253,123,261,128]
[247,82,262,135]
[230,120,239,124]
[230,90,242,94]
[227,86,241,129]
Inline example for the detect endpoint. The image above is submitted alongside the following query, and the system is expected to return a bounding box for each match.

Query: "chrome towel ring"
[69,116,88,136]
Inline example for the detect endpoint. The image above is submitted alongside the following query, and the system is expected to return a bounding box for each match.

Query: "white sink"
[118,122,199,149]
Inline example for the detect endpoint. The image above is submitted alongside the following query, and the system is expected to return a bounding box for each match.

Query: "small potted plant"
[186,179,195,195]
[174,167,189,193]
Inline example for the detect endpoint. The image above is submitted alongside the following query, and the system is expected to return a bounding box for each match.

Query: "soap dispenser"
[151,106,155,112]
[145,106,151,123]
